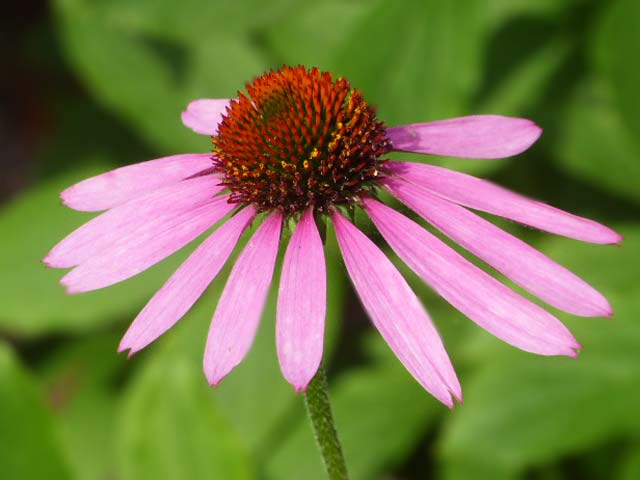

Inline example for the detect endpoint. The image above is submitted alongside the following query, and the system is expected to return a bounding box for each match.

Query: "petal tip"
[61,277,81,295]
[117,337,138,357]
[597,297,614,318]
[592,226,622,245]
[293,384,308,394]
[117,345,137,359]
[181,98,228,136]
[59,188,88,211]
[582,295,614,319]
[43,252,66,269]
[512,118,542,154]
[613,232,624,246]
[180,109,210,136]
[207,377,222,388]
[284,373,313,393]
[442,394,456,409]
[529,121,543,139]
[452,389,463,405]
[205,367,228,388]
[180,108,191,125]
[568,341,582,358]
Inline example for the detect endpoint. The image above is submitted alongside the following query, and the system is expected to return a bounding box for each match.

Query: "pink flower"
[45,66,620,407]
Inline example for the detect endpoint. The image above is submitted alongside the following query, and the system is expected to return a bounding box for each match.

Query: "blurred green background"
[2,0,639,479]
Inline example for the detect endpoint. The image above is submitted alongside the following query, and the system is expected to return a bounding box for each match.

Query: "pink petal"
[385,178,612,318]
[386,161,621,244]
[364,198,580,357]
[119,207,255,355]
[60,154,214,212]
[181,99,231,136]
[386,115,542,159]
[44,175,223,269]
[61,197,235,293]
[204,211,282,386]
[331,210,460,407]
[277,207,326,392]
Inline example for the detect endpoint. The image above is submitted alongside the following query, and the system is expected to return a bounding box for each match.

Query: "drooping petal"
[204,211,282,386]
[119,207,255,355]
[181,99,231,135]
[386,115,541,159]
[61,197,235,293]
[385,161,621,244]
[331,210,460,407]
[364,198,580,356]
[385,178,612,318]
[44,175,223,269]
[277,207,326,392]
[60,154,214,212]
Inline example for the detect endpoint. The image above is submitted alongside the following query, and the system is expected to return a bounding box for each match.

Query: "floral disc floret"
[212,66,392,214]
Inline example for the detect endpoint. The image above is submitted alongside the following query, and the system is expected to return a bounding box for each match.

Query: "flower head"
[45,66,620,407]
[213,66,390,213]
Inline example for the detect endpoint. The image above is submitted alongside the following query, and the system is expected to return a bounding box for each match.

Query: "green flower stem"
[304,365,349,480]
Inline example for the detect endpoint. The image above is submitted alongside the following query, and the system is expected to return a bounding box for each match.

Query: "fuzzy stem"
[304,365,349,479]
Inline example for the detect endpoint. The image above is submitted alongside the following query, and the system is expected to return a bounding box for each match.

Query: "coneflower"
[45,65,619,407]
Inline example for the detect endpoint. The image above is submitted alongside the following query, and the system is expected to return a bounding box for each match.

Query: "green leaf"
[618,443,640,480]
[483,0,584,24]
[54,0,266,153]
[266,333,443,480]
[265,1,373,69]
[440,224,640,472]
[38,332,129,480]
[478,36,572,115]
[554,80,640,202]
[0,342,73,480]
[0,165,200,336]
[330,0,484,124]
[440,458,521,480]
[116,315,254,480]
[593,0,640,140]
[83,0,296,40]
